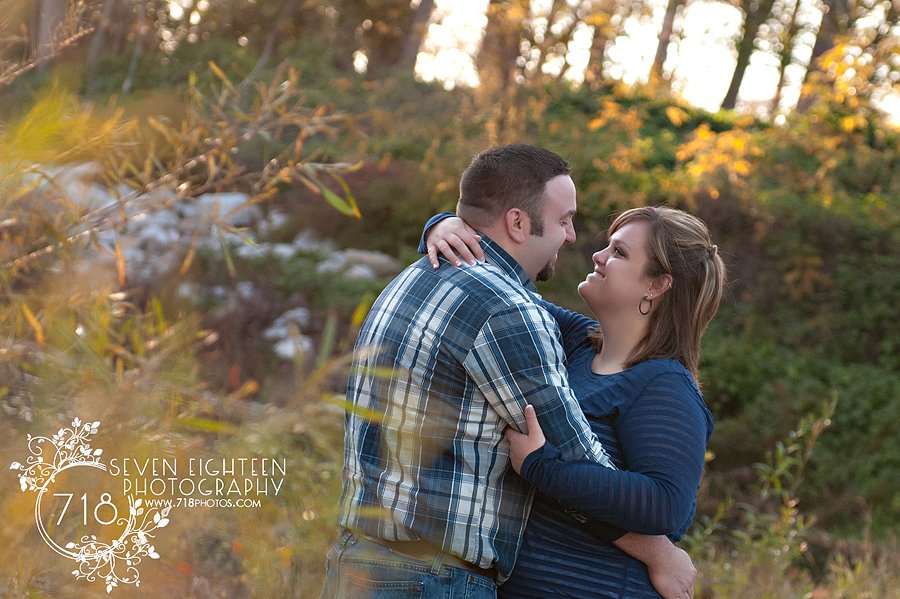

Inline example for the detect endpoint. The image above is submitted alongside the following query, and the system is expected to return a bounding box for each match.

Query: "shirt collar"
[480,234,536,292]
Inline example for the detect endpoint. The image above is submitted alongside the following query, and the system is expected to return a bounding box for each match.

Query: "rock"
[292,230,334,253]
[272,335,314,361]
[340,249,400,277]
[257,211,290,238]
[342,264,378,280]
[195,192,262,227]
[316,248,399,279]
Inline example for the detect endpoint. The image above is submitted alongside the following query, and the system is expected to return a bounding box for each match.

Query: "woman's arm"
[418,214,485,267]
[537,300,595,358]
[420,215,596,356]
[422,214,704,534]
[509,372,711,537]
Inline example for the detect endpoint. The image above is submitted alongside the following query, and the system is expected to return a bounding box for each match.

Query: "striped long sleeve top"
[500,302,714,598]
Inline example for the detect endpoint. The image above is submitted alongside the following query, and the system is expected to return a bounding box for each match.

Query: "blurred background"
[0,0,897,597]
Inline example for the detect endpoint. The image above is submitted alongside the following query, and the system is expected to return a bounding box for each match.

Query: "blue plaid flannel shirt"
[338,235,613,582]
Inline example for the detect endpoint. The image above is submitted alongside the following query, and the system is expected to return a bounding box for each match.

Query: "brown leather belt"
[361,534,497,582]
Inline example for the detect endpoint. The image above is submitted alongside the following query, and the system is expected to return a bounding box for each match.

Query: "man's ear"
[648,274,674,299]
[504,208,530,243]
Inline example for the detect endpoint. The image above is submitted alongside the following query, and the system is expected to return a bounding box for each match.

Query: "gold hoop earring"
[639,296,652,315]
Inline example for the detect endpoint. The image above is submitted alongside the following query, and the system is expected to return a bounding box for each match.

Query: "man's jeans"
[320,529,497,599]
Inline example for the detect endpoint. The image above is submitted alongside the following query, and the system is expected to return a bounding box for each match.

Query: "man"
[322,145,694,598]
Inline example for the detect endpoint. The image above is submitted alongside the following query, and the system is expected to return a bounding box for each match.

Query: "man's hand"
[425,216,484,268]
[615,533,696,599]
[505,404,546,473]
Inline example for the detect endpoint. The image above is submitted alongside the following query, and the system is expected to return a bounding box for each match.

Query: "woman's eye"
[613,247,625,257]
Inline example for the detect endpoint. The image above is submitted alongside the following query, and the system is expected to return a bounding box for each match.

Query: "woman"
[424,206,725,598]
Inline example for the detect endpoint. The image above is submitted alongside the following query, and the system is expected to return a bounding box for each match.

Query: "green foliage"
[686,403,844,598]
[685,401,900,598]
[700,320,900,534]
[0,46,367,595]
[1,7,898,595]
[85,38,262,97]
[807,364,900,532]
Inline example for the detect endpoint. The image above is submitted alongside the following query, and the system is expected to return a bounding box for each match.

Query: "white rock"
[273,335,313,361]
[176,282,200,301]
[258,211,290,237]
[316,254,347,274]
[263,307,312,342]
[235,281,256,300]
[315,249,398,279]
[136,209,180,231]
[235,244,269,260]
[277,307,311,328]
[342,264,378,280]
[196,192,262,227]
[270,243,296,260]
[138,223,181,247]
[263,324,290,341]
[341,249,400,277]
[293,230,333,253]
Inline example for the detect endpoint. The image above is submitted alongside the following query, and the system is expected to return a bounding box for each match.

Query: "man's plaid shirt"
[339,237,613,581]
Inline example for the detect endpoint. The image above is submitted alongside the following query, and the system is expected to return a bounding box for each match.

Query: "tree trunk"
[85,0,116,92]
[476,0,529,96]
[721,0,777,110]
[122,0,148,93]
[583,0,633,89]
[364,0,431,77]
[529,0,565,77]
[398,0,436,73]
[770,0,802,114]
[583,8,614,88]
[245,0,302,83]
[32,0,68,61]
[649,0,684,87]
[474,0,531,141]
[795,0,851,112]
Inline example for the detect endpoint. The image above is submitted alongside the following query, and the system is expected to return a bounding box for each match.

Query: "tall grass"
[1,41,897,599]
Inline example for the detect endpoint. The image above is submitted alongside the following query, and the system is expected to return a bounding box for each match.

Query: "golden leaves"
[666,106,689,127]
[840,115,867,133]
[21,303,45,347]
[588,100,641,133]
[676,125,763,188]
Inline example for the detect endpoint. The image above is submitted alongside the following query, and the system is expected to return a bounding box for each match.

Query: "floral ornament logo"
[9,418,172,594]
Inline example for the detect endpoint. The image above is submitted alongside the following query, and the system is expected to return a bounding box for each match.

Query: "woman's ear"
[504,208,530,243]
[649,274,674,299]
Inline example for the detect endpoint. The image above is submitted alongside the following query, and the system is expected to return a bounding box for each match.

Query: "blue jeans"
[320,529,497,599]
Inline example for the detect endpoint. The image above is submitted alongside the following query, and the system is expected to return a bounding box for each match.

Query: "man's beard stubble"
[535,262,554,282]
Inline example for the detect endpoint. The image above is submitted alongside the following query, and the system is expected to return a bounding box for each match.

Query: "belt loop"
[340,528,356,550]
[430,550,447,576]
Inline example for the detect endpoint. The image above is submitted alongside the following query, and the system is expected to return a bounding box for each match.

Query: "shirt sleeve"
[417,212,456,254]
[519,372,711,537]
[462,303,615,468]
[537,300,595,358]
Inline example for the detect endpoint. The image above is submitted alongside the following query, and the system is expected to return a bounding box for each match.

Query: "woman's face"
[578,219,656,318]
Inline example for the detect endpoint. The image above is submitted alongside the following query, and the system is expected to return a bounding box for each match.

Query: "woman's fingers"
[428,233,484,268]
[505,405,548,474]
[425,217,484,268]
[427,243,440,268]
[523,404,545,445]
[460,229,485,262]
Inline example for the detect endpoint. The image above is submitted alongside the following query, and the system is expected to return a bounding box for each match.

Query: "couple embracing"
[321,144,726,599]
